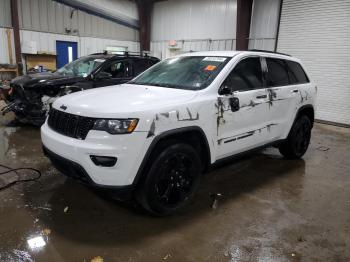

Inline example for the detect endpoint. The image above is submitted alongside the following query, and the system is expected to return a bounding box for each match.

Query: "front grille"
[48,108,95,140]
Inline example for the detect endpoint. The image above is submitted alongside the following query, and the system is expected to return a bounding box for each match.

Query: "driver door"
[93,60,132,88]
[217,57,270,159]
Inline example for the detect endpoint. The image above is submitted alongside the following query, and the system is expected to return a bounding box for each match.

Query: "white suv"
[41,51,317,215]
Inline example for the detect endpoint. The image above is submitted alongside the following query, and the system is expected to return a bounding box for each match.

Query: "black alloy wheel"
[136,142,202,215]
[279,115,312,159]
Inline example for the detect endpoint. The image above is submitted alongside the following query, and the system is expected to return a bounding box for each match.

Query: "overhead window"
[286,60,309,84]
[224,57,263,92]
[266,58,289,87]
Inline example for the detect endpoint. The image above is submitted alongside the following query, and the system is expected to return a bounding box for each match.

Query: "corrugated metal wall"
[277,0,350,125]
[0,0,12,27]
[249,0,280,51]
[151,0,237,59]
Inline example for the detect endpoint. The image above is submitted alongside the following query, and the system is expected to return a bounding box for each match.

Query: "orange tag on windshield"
[204,65,217,71]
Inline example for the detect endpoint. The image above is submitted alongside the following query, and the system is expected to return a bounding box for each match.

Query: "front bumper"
[41,120,149,187]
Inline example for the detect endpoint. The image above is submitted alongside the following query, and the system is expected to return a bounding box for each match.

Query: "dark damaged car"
[0,53,159,125]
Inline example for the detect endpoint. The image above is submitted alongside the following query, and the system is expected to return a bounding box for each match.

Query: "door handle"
[256,95,267,99]
[292,89,299,93]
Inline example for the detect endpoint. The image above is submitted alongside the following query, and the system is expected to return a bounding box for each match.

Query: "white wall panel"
[19,30,139,57]
[79,37,139,56]
[248,0,280,51]
[151,0,237,59]
[152,0,237,41]
[0,28,15,64]
[20,30,79,54]
[151,39,236,60]
[277,0,350,125]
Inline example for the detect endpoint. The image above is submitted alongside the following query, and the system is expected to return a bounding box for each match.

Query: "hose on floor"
[0,164,41,191]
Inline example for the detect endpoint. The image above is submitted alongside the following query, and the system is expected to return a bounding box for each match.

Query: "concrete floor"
[0,114,349,261]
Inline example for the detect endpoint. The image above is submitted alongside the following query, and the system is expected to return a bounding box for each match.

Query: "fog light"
[90,155,117,167]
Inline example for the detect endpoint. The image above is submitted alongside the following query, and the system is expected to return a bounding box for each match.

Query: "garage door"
[277,0,350,125]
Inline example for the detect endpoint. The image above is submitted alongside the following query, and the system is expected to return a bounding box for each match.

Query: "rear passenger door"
[263,57,305,141]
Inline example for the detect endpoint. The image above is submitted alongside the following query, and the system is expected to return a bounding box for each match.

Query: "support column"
[236,0,253,50]
[10,0,21,65]
[136,0,153,53]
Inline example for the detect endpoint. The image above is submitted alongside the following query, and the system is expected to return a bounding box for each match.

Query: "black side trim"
[212,139,285,167]
[132,126,211,186]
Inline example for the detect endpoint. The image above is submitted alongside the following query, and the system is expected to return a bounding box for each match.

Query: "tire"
[279,115,312,159]
[136,142,202,216]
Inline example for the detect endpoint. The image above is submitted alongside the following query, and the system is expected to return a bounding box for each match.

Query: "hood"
[11,72,83,89]
[53,84,198,118]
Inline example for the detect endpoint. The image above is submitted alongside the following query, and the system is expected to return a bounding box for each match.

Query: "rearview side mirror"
[229,97,240,112]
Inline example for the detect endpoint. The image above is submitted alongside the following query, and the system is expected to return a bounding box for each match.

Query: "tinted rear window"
[266,58,289,87]
[286,60,309,84]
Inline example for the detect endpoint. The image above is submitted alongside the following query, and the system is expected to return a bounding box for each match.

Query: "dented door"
[215,56,273,159]
[216,89,270,158]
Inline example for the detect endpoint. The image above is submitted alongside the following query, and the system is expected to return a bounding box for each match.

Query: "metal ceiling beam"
[53,0,139,29]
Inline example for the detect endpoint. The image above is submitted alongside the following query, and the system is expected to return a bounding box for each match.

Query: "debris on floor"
[42,228,51,236]
[63,206,69,213]
[210,193,223,209]
[297,236,306,242]
[316,146,330,151]
[90,256,104,262]
[163,253,172,260]
[36,206,52,211]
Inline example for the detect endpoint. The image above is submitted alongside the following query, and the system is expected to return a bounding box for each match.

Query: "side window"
[224,57,263,92]
[286,60,309,84]
[266,58,289,87]
[101,60,127,78]
[133,59,150,76]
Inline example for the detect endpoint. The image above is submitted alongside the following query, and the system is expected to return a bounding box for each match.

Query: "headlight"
[93,119,138,134]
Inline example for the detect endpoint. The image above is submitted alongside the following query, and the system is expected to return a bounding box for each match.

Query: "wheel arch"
[133,126,212,187]
[295,104,315,127]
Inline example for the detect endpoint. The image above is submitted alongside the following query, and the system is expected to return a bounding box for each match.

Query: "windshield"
[129,56,231,90]
[55,56,106,77]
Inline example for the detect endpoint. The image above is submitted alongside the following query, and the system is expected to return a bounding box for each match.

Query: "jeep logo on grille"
[60,104,67,110]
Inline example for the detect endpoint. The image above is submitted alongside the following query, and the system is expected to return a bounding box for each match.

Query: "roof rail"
[90,52,108,55]
[248,49,291,57]
[89,50,157,59]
